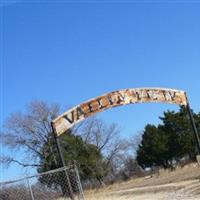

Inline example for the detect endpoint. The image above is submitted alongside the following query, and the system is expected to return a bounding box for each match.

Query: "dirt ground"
[84,163,200,200]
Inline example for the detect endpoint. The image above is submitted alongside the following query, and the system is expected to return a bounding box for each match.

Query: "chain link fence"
[0,164,84,200]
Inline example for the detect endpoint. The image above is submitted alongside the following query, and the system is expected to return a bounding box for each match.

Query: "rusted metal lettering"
[52,88,188,136]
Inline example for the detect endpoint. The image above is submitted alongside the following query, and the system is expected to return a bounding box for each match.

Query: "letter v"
[63,111,75,124]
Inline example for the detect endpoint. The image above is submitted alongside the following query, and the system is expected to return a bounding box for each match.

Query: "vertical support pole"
[64,167,75,200]
[51,122,66,168]
[27,178,34,200]
[186,104,200,155]
[74,162,85,200]
[51,123,75,200]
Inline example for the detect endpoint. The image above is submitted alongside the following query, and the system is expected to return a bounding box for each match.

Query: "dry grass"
[84,163,200,200]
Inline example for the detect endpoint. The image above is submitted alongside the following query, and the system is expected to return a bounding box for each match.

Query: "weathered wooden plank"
[52,88,188,136]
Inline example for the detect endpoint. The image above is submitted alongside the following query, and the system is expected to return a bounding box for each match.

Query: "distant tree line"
[1,101,199,194]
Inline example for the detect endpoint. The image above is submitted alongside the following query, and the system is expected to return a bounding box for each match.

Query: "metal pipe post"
[26,178,35,200]
[74,162,85,200]
[186,104,200,154]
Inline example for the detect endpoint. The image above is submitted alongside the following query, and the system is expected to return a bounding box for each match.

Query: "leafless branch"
[1,100,60,169]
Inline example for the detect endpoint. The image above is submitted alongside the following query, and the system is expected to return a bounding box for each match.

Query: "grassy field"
[84,163,200,200]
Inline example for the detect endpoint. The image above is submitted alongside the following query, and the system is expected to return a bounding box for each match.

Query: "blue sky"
[1,1,200,181]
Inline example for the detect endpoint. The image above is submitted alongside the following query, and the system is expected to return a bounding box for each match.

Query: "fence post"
[26,178,35,200]
[64,166,75,200]
[74,162,85,200]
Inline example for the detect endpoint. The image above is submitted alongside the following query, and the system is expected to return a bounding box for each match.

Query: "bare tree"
[75,117,131,169]
[1,100,136,187]
[0,100,60,168]
[129,131,143,154]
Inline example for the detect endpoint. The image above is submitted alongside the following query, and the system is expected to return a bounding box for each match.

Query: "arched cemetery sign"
[52,88,188,136]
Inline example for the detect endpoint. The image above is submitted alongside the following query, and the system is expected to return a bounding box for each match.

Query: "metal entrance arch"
[51,87,200,169]
[52,88,189,135]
